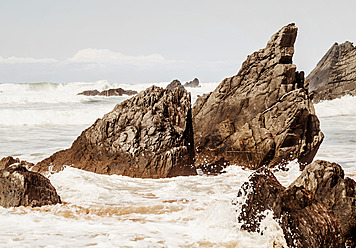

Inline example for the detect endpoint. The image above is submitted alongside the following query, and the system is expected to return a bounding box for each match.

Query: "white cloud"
[67,48,166,66]
[0,56,57,64]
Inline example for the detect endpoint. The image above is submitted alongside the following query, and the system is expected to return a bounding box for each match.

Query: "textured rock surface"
[193,23,323,170]
[291,160,356,247]
[78,88,137,96]
[307,41,356,103]
[34,86,196,178]
[183,78,200,88]
[0,164,61,207]
[235,167,344,247]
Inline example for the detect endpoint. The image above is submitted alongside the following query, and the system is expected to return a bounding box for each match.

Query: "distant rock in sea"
[78,88,137,96]
[183,78,200,88]
[0,156,61,208]
[166,79,185,91]
[34,85,196,178]
[307,41,356,103]
[234,165,346,247]
[193,23,323,171]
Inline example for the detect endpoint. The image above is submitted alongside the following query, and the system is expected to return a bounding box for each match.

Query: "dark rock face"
[290,160,356,247]
[0,163,61,208]
[166,79,185,91]
[78,88,138,96]
[34,86,196,178]
[193,23,323,170]
[235,167,344,247]
[183,78,200,88]
[307,41,356,103]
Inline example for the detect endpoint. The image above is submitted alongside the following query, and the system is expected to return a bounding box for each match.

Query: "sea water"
[0,81,355,247]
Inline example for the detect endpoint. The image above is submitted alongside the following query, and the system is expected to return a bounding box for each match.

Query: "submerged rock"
[235,167,344,247]
[34,86,196,178]
[78,88,137,96]
[0,163,61,208]
[290,160,356,247]
[183,78,200,88]
[193,23,323,171]
[307,41,356,103]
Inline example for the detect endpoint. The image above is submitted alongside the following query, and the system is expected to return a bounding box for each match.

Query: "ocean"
[0,81,355,247]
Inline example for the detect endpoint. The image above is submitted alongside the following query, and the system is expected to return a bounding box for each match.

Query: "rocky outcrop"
[78,88,137,96]
[307,41,356,103]
[0,162,61,208]
[34,86,196,178]
[183,78,200,88]
[290,160,356,247]
[235,167,344,247]
[193,23,323,171]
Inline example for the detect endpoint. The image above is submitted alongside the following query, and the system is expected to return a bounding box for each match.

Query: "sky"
[0,0,356,84]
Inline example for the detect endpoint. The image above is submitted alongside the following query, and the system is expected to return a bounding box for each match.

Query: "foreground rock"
[183,78,200,88]
[78,88,137,96]
[193,23,323,171]
[307,41,356,103]
[34,86,196,178]
[291,160,356,247]
[0,159,61,207]
[235,167,344,247]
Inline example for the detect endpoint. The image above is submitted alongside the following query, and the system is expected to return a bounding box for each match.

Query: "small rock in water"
[0,157,61,208]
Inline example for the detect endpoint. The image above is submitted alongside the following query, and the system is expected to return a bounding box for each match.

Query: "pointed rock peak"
[266,23,298,64]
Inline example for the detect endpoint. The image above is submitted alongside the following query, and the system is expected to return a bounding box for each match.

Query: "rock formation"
[235,167,344,247]
[307,41,356,103]
[34,86,196,178]
[0,158,61,208]
[193,23,323,171]
[290,160,356,247]
[183,78,200,88]
[78,88,137,96]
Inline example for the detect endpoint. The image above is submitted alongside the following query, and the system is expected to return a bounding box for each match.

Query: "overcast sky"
[1,0,355,83]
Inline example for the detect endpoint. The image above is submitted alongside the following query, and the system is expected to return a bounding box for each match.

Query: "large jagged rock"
[34,86,196,178]
[0,161,61,208]
[78,88,137,97]
[290,160,356,247]
[235,167,344,247]
[307,41,356,103]
[193,23,323,171]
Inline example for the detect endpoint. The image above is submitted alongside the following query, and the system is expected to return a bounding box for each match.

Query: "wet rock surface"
[235,167,344,248]
[78,88,137,96]
[307,41,356,103]
[35,86,196,178]
[0,160,61,208]
[193,23,323,170]
[166,79,185,91]
[291,160,356,247]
